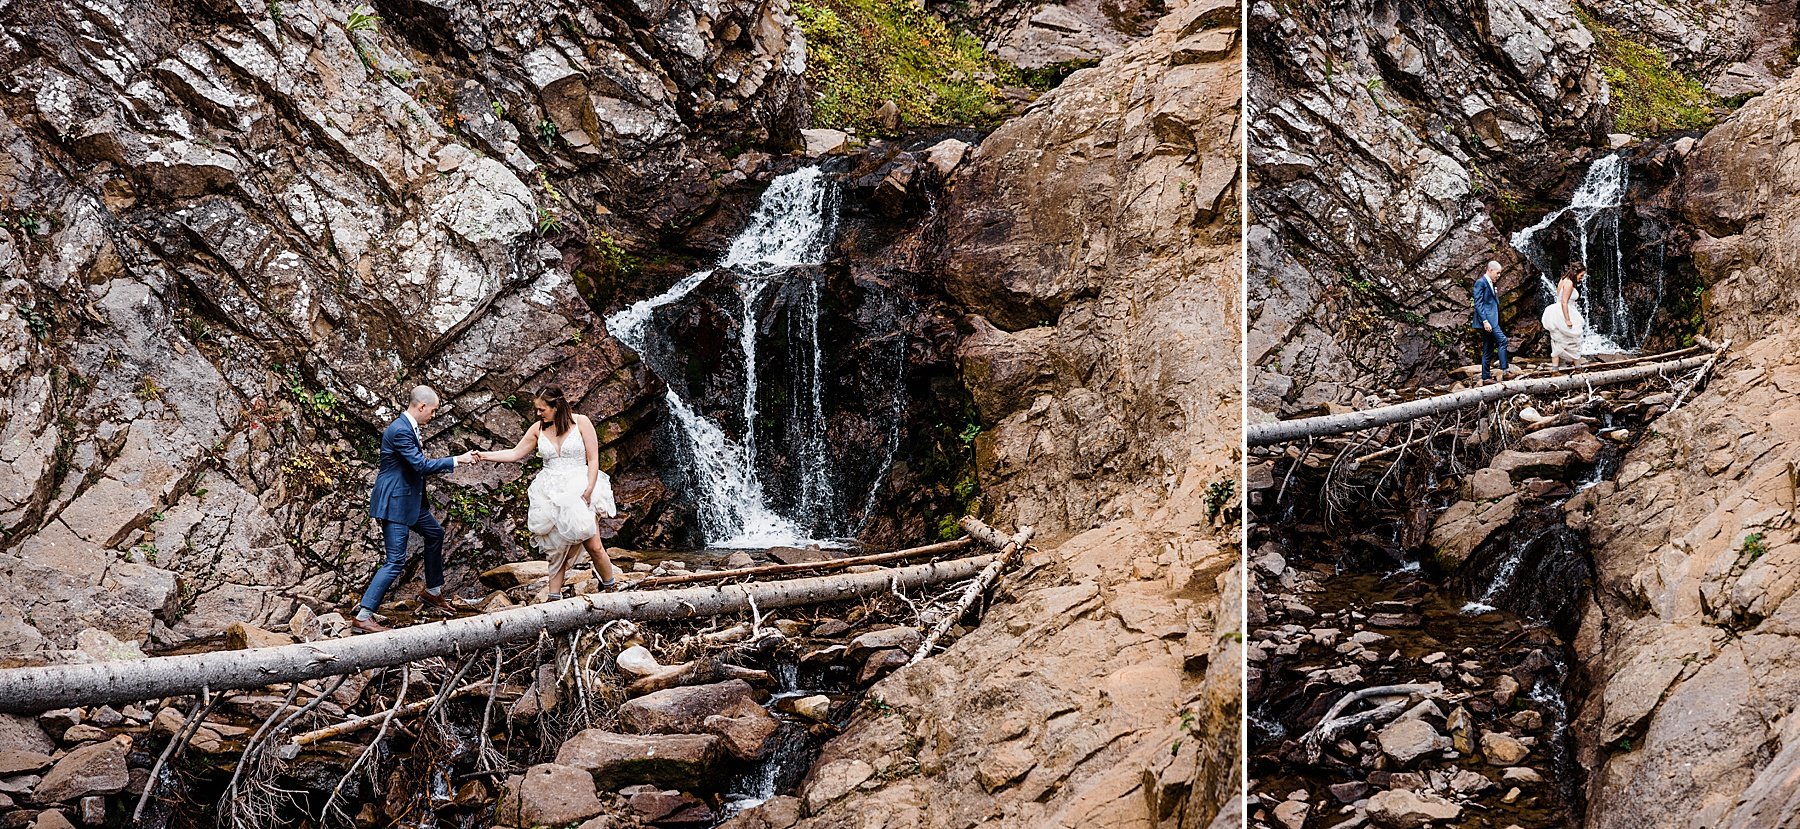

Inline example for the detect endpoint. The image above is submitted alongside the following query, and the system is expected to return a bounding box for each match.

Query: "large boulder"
[31,736,130,803]
[554,729,723,789]
[1428,495,1521,567]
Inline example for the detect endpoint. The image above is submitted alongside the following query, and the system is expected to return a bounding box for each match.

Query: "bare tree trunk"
[632,537,975,588]
[1248,350,1721,447]
[0,556,994,713]
[907,519,1034,667]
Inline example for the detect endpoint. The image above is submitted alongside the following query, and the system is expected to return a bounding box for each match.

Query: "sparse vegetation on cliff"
[1576,7,1719,135]
[792,0,1021,133]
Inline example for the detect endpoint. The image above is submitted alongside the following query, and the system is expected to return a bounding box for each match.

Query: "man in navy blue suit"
[353,385,477,633]
[1472,260,1509,383]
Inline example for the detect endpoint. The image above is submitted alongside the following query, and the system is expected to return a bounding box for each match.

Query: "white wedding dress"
[526,427,617,568]
[1541,294,1585,364]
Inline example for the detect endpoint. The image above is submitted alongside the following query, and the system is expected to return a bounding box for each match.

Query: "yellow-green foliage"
[793,0,1021,133]
[1578,8,1719,135]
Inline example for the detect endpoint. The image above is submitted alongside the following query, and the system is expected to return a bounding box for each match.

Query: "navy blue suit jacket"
[1471,277,1502,333]
[369,415,455,525]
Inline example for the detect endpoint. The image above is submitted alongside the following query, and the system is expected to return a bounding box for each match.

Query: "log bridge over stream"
[0,517,1032,714]
[1247,340,1729,448]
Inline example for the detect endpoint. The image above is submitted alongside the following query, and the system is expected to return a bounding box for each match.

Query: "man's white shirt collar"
[403,411,421,437]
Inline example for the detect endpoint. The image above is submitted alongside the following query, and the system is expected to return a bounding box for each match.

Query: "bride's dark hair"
[536,385,575,437]
[1562,262,1586,280]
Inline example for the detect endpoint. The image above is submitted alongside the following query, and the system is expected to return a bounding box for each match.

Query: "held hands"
[455,451,479,465]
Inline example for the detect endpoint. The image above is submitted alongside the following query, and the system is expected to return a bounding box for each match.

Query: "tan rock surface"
[942,0,1240,538]
[1576,68,1800,829]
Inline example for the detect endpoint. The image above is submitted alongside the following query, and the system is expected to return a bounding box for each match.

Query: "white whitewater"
[604,167,841,548]
[1510,153,1636,354]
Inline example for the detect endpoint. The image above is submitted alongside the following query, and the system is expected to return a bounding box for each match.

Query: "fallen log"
[907,518,1034,667]
[632,537,975,588]
[1247,349,1721,447]
[0,555,995,713]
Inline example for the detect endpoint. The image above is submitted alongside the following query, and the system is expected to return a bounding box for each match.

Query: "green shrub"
[793,0,1024,134]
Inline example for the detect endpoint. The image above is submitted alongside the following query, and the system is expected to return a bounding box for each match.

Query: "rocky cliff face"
[0,0,809,656]
[726,2,1244,826]
[1574,69,1800,828]
[1246,0,1607,417]
[1582,0,1797,97]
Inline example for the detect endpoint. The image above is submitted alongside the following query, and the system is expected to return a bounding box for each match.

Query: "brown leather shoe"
[351,616,391,634]
[419,591,460,613]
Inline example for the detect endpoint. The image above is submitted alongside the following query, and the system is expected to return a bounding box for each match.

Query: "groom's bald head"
[408,385,441,423]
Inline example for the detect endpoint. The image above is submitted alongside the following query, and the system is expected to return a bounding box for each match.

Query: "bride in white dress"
[475,385,619,601]
[1541,263,1587,369]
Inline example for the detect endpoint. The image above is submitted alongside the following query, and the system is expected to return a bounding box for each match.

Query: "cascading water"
[605,167,856,548]
[1511,153,1660,354]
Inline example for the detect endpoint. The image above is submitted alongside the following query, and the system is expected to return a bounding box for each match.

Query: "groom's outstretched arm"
[394,423,457,476]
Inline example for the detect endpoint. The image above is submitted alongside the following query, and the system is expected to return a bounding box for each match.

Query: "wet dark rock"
[621,785,711,824]
[1328,781,1369,803]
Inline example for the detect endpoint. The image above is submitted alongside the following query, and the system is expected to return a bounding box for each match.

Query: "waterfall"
[1510,153,1650,354]
[604,167,850,548]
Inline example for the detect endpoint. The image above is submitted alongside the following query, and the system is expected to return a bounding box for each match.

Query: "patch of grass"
[1577,7,1720,135]
[792,0,1025,134]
